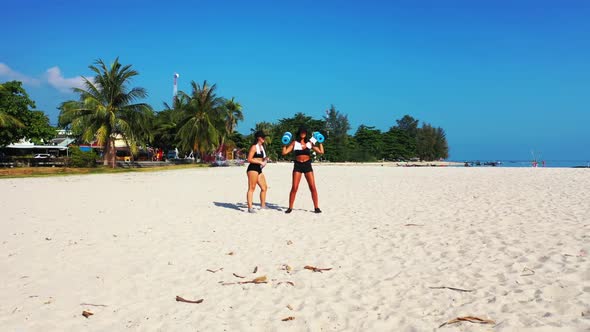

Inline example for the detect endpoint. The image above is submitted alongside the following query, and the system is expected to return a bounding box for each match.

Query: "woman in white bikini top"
[281,126,324,213]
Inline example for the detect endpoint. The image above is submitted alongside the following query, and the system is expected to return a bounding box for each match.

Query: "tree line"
[244,109,448,162]
[1,57,448,166]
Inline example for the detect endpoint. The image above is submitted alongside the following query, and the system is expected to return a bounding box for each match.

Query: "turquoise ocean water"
[452,160,590,168]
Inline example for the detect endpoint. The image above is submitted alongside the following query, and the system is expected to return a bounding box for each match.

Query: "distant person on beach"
[282,126,325,213]
[246,131,269,213]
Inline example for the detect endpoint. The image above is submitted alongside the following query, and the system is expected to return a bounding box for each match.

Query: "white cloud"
[45,66,86,93]
[0,62,90,93]
[0,63,42,86]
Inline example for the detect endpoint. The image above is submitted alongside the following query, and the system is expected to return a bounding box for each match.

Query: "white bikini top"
[255,144,266,158]
[294,141,312,150]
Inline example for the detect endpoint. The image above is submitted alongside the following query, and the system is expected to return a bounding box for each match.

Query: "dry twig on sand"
[233,273,246,278]
[404,223,424,227]
[80,303,108,307]
[222,275,268,286]
[429,286,475,292]
[438,316,495,328]
[282,316,295,321]
[253,266,258,273]
[304,265,332,273]
[206,268,223,273]
[276,281,295,287]
[175,296,203,304]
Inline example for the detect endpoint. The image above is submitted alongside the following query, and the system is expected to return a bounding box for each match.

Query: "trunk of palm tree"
[103,138,117,168]
[111,140,116,168]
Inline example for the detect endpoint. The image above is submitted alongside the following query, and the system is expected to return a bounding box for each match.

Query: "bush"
[68,146,98,168]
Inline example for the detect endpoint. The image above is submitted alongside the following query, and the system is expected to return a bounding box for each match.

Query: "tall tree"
[381,127,413,160]
[392,115,419,158]
[59,58,153,167]
[323,105,350,162]
[224,97,243,136]
[219,97,244,148]
[395,115,419,137]
[352,125,383,161]
[0,81,54,147]
[416,123,437,161]
[152,92,191,152]
[433,127,449,159]
[176,80,224,160]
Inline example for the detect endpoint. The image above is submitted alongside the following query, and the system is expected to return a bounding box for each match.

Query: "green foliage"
[150,81,246,161]
[416,123,437,161]
[58,58,153,167]
[323,105,350,162]
[352,125,383,161]
[26,111,57,144]
[68,146,98,167]
[381,128,413,160]
[175,80,224,158]
[433,127,449,159]
[0,81,55,147]
[152,108,183,150]
[251,112,449,162]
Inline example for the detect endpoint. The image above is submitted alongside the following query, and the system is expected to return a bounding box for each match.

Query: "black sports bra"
[294,141,312,156]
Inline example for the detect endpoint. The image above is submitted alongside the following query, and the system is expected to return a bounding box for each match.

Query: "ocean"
[452,160,590,168]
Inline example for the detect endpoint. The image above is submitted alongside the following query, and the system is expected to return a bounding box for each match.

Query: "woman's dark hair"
[252,130,266,144]
[296,126,309,143]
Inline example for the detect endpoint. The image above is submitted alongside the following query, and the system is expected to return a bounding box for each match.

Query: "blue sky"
[1,0,589,160]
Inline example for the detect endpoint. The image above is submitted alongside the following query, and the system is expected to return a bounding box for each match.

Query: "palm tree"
[218,97,244,147]
[176,80,224,161]
[0,84,24,129]
[152,93,191,152]
[59,58,153,167]
[0,111,23,128]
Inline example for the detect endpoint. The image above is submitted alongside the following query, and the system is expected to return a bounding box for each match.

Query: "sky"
[1,0,589,161]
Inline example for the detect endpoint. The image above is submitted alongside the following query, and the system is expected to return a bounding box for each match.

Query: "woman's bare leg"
[247,171,259,210]
[288,171,303,210]
[257,173,268,208]
[304,171,319,209]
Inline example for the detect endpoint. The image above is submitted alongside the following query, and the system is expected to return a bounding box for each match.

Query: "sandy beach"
[0,164,588,331]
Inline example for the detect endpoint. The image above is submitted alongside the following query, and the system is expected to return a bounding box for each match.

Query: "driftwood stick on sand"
[429,286,475,292]
[438,316,495,328]
[206,268,223,273]
[175,296,203,304]
[80,303,108,307]
[304,265,332,273]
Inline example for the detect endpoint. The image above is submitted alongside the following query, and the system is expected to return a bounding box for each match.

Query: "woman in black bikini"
[281,126,324,213]
[246,131,268,213]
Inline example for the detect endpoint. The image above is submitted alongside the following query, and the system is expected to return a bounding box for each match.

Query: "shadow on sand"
[213,202,284,212]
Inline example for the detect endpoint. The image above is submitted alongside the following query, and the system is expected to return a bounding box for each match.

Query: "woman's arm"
[282,142,294,156]
[312,143,324,155]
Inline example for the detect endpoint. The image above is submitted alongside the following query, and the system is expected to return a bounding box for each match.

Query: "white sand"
[1,165,588,331]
